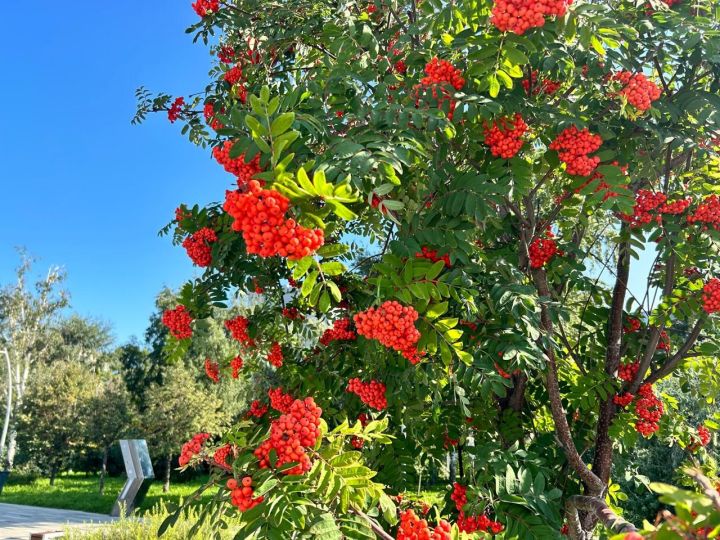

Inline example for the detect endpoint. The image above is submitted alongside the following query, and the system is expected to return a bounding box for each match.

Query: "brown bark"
[566,495,637,539]
[531,268,604,495]
[592,235,630,487]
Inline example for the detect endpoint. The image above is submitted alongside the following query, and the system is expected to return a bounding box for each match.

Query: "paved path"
[0,503,116,540]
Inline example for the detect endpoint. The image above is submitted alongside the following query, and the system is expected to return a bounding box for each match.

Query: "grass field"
[0,472,212,514]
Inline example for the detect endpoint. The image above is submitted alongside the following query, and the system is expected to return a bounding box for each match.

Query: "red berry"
[347,378,387,411]
[182,227,217,267]
[353,301,422,363]
[162,305,193,340]
[224,181,325,260]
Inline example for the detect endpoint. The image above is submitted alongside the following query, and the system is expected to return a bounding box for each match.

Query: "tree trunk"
[99,447,108,495]
[6,429,17,470]
[592,238,630,488]
[163,454,172,493]
[49,465,57,486]
[0,349,12,469]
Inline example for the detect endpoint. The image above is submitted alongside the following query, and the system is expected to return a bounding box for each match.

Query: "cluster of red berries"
[224,64,243,86]
[213,444,233,467]
[623,190,692,228]
[212,141,263,187]
[421,58,465,90]
[179,432,210,466]
[205,359,220,383]
[182,227,217,267]
[624,317,641,333]
[697,425,711,447]
[658,330,670,351]
[224,180,325,260]
[268,387,294,413]
[217,44,236,64]
[618,361,639,382]
[572,161,627,202]
[228,476,264,512]
[451,483,503,534]
[613,392,634,408]
[635,384,664,436]
[167,97,184,123]
[491,0,570,35]
[267,342,283,367]
[611,72,662,111]
[347,378,388,410]
[522,70,561,95]
[415,246,451,267]
[282,307,303,320]
[230,356,243,378]
[703,278,720,314]
[549,126,603,177]
[175,205,191,223]
[247,400,268,418]
[254,397,322,475]
[351,413,370,449]
[414,58,464,121]
[354,301,422,363]
[397,509,452,540]
[688,195,720,230]
[319,318,357,346]
[204,103,224,131]
[191,0,219,18]
[483,114,528,159]
[451,482,468,510]
[457,514,504,535]
[528,229,560,269]
[225,316,255,347]
[162,305,193,340]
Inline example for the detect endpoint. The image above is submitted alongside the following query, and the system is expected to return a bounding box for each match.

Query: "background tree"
[0,251,67,470]
[84,376,137,495]
[142,364,225,492]
[15,361,97,485]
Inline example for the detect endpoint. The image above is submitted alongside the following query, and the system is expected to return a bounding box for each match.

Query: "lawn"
[0,472,213,515]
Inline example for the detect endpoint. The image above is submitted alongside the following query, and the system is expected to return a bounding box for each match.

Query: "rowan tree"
[135,0,720,538]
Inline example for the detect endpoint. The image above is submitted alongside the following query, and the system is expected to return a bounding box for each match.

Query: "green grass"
[0,472,212,515]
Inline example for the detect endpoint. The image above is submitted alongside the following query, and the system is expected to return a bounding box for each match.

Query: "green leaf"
[426,302,448,320]
[292,257,314,279]
[302,271,318,298]
[425,260,445,280]
[270,112,295,137]
[321,262,346,276]
[488,74,500,98]
[308,513,342,539]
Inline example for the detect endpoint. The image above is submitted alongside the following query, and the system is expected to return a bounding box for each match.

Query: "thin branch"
[653,56,671,96]
[352,509,394,540]
[645,318,705,384]
[686,468,720,511]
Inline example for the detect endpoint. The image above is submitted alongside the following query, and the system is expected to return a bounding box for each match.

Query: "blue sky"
[0,2,654,346]
[0,1,233,344]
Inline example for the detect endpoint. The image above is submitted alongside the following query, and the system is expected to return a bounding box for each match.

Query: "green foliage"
[137,0,720,537]
[16,362,98,482]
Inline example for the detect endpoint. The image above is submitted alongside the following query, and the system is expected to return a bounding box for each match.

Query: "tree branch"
[645,318,704,384]
[686,468,720,511]
[566,495,637,535]
[352,509,394,540]
[532,269,604,494]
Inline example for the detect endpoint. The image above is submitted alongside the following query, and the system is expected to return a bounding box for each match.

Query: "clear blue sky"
[0,1,231,345]
[0,2,654,346]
